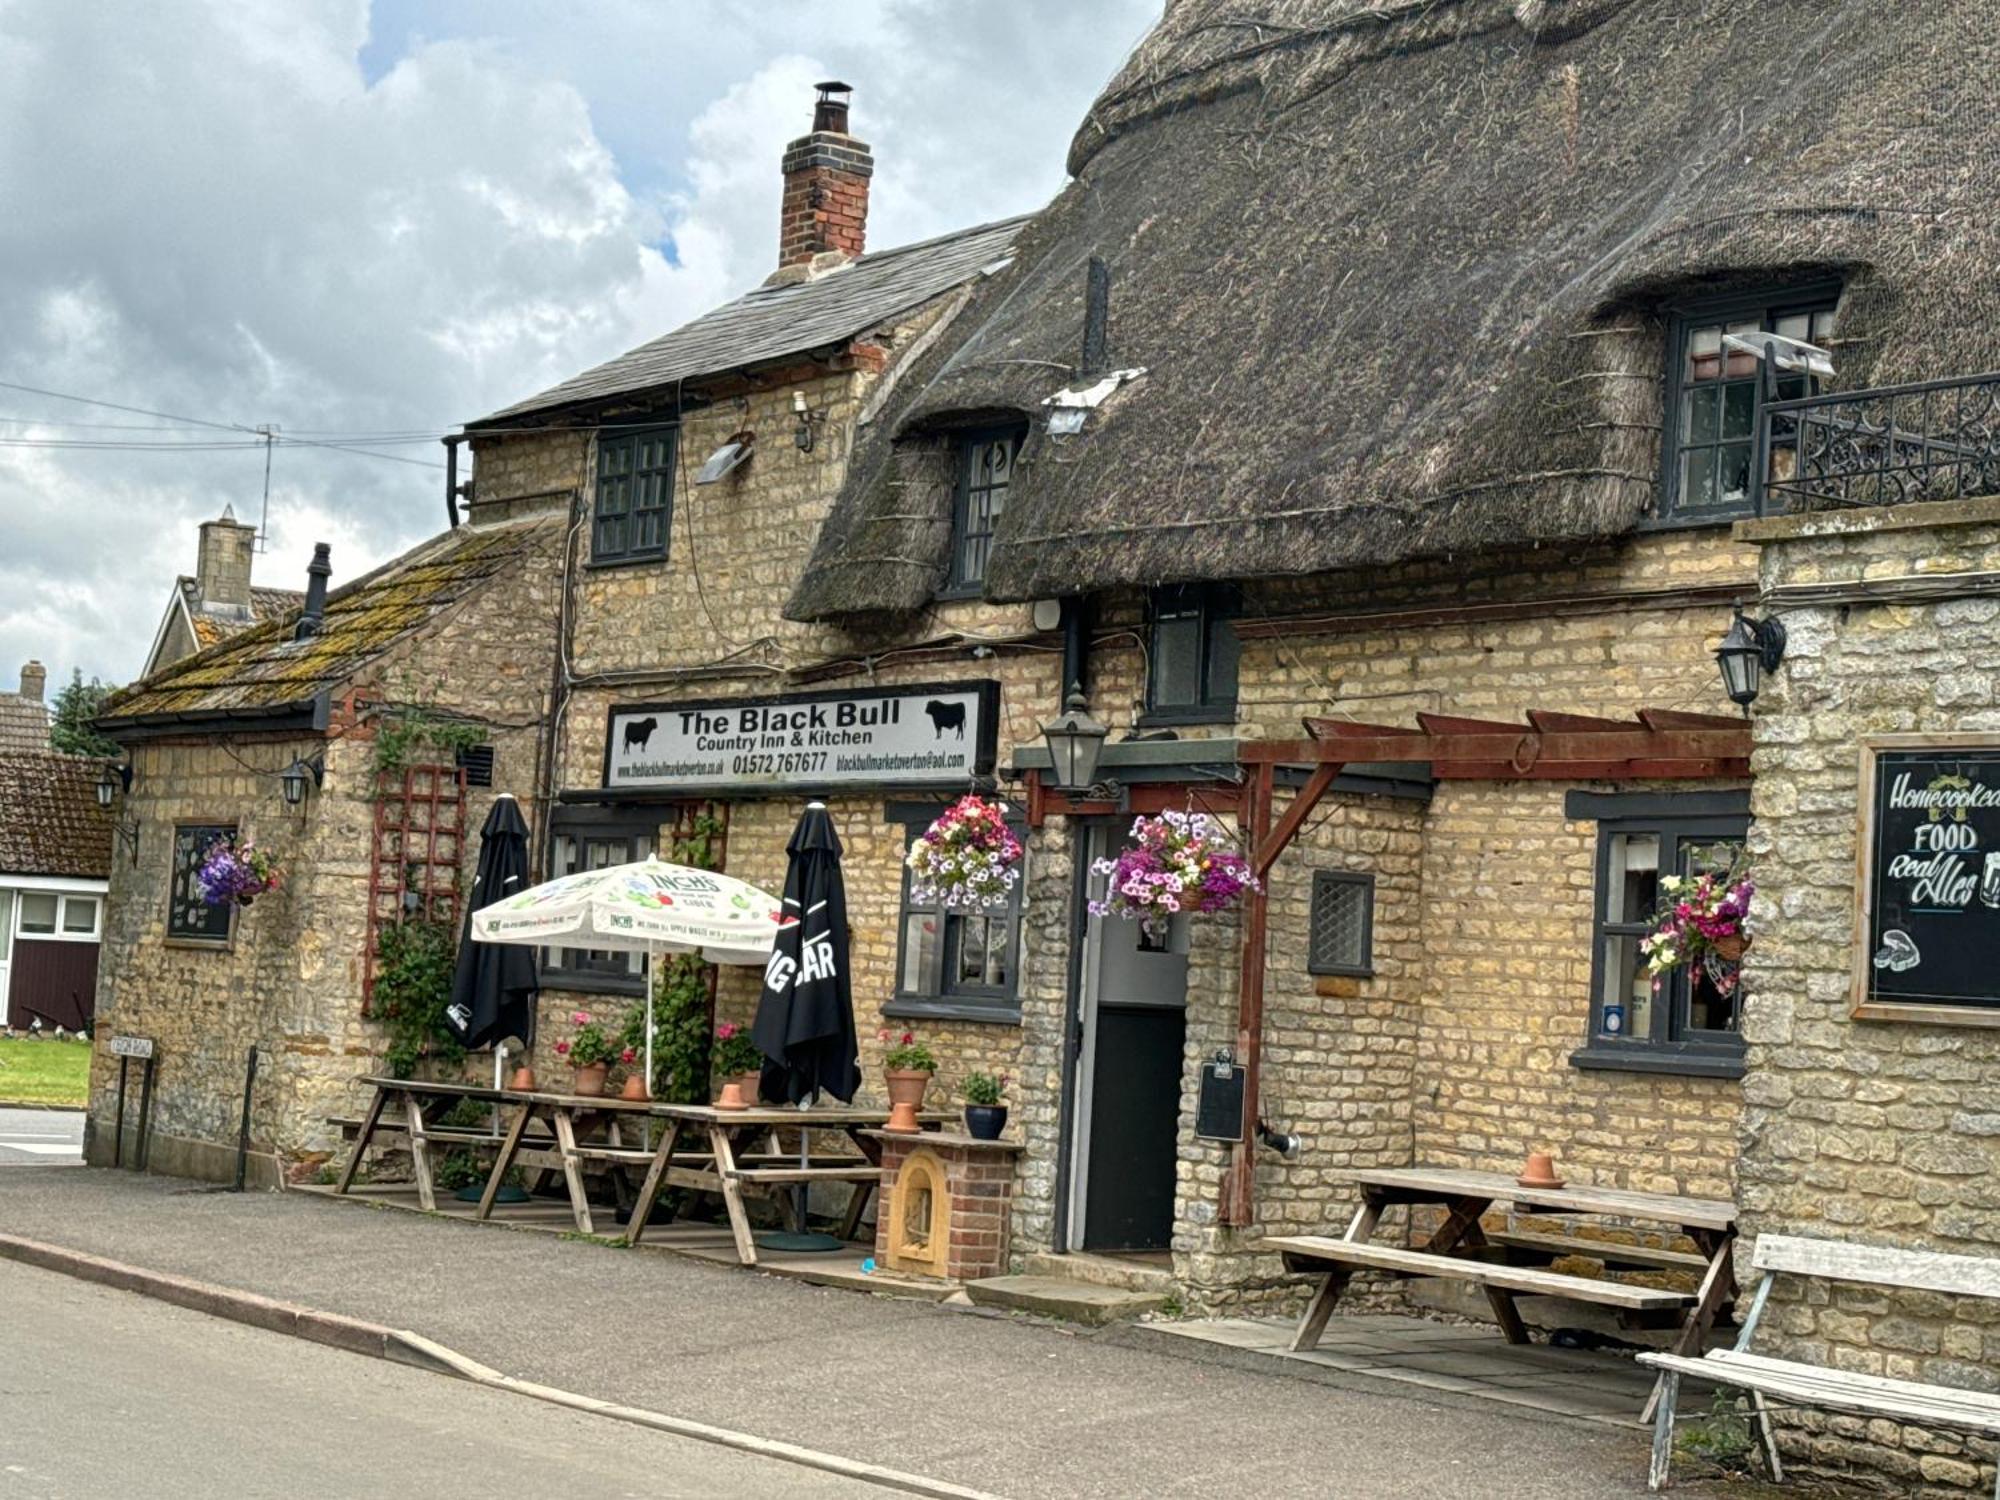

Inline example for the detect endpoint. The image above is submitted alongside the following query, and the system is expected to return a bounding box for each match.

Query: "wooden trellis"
[362,764,468,1010]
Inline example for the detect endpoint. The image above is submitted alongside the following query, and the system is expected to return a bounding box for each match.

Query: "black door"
[1078,846,1190,1253]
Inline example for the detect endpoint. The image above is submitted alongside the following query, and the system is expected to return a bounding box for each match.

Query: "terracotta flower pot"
[733,1072,762,1106]
[508,1066,537,1093]
[716,1079,749,1111]
[620,1073,649,1102]
[884,1068,930,1109]
[1517,1150,1564,1190]
[1712,932,1748,962]
[571,1061,609,1098]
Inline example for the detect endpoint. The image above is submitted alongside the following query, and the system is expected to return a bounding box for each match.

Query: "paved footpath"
[0,1167,1738,1500]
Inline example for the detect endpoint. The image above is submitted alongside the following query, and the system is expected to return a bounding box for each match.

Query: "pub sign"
[603,681,999,796]
[1857,737,2000,1016]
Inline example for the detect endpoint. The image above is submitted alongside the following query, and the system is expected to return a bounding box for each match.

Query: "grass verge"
[0,1037,91,1107]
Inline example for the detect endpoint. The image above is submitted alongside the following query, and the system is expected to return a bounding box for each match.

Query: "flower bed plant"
[906,795,1022,910]
[962,1070,1007,1106]
[1640,852,1753,998]
[1089,810,1259,942]
[195,835,283,906]
[880,1029,936,1073]
[553,1011,618,1068]
[712,1021,761,1077]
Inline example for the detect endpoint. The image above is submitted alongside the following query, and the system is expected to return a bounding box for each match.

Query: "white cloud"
[0,0,1157,687]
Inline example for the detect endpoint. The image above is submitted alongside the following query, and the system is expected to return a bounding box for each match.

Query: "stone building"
[792,0,2000,1386]
[86,516,562,1183]
[141,505,304,677]
[459,84,1043,1097]
[0,748,113,1032]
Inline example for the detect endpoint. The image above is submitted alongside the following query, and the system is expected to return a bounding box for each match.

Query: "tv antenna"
[254,424,278,552]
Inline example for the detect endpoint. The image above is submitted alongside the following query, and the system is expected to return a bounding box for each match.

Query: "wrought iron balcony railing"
[1761,372,2000,513]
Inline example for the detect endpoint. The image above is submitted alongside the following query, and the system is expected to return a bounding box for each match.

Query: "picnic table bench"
[1265,1167,1737,1418]
[1640,1233,2000,1493]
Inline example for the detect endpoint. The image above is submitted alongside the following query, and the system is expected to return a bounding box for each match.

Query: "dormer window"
[944,426,1023,596]
[1659,288,1837,523]
[593,426,675,565]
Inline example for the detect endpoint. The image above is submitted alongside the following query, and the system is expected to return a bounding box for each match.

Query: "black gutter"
[94,691,331,745]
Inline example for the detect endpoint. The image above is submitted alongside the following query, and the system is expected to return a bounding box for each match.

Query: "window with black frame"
[592,426,675,564]
[1576,810,1749,1076]
[886,805,1024,1023]
[944,426,1023,595]
[1659,289,1837,523]
[1145,584,1240,723]
[167,823,236,943]
[540,816,656,993]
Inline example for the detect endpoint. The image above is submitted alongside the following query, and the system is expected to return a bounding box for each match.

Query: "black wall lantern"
[95,760,140,864]
[280,753,325,809]
[1040,685,1109,793]
[1716,605,1787,709]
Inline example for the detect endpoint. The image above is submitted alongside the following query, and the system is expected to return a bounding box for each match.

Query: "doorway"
[1066,822,1189,1253]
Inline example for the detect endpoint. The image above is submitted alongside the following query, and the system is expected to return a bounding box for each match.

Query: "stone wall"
[1735,497,2000,1496]
[86,515,564,1184]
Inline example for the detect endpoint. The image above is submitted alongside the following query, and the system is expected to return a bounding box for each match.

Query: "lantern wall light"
[1039,684,1119,801]
[1716,605,1787,710]
[280,753,325,810]
[95,759,140,864]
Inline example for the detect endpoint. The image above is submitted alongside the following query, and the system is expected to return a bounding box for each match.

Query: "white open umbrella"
[472,856,780,1092]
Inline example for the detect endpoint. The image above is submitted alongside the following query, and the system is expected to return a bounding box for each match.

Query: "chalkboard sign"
[1195,1056,1246,1142]
[1858,740,2000,1014]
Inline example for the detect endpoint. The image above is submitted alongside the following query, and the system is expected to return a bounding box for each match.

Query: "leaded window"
[593,426,675,564]
[946,426,1023,595]
[1661,290,1837,522]
[1308,871,1374,977]
[168,823,235,943]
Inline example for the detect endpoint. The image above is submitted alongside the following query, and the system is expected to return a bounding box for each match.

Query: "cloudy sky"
[0,0,1157,692]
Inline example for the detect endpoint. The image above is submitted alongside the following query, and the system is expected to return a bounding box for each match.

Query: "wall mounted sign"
[108,1035,155,1059]
[1855,736,2000,1020]
[603,681,999,797]
[1195,1054,1247,1143]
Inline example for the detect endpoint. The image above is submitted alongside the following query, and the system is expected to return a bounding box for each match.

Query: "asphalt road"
[0,1109,80,1166]
[0,1259,903,1499]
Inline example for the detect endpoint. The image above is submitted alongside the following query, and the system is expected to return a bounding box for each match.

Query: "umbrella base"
[755,1230,846,1254]
[454,1183,530,1205]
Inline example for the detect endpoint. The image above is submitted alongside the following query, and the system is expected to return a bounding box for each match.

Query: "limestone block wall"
[1736,499,2000,1496]
[87,517,563,1184]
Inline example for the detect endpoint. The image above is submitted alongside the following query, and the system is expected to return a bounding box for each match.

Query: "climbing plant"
[371,701,488,778]
[372,917,463,1078]
[620,809,728,1101]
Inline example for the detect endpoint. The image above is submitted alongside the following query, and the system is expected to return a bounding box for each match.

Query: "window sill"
[584,552,669,572]
[882,996,1021,1026]
[1308,965,1375,980]
[933,585,985,604]
[1568,1045,1745,1080]
[1633,510,1761,535]
[1137,706,1238,729]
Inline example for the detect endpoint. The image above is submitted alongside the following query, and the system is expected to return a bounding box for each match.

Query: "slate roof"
[0,753,113,880]
[103,515,560,724]
[473,216,1029,425]
[0,693,50,754]
[177,578,308,650]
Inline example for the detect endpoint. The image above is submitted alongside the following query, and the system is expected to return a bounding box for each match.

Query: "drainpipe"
[1059,596,1091,701]
[442,435,464,528]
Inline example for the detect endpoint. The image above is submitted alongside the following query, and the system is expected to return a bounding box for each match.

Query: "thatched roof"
[788,0,2000,618]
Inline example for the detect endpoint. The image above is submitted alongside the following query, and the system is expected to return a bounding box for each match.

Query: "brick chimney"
[195,504,257,617]
[18,660,45,701]
[778,82,872,271]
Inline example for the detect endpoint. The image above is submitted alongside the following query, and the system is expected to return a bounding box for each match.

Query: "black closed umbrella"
[752,802,860,1105]
[447,794,538,1054]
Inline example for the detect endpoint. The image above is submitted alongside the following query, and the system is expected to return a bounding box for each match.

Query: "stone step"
[1020,1251,1178,1296]
[963,1274,1167,1326]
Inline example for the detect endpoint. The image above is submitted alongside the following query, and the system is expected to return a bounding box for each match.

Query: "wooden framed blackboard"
[1854,736,2000,1023]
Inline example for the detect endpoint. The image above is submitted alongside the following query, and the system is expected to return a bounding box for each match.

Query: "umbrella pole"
[491,1044,505,1138]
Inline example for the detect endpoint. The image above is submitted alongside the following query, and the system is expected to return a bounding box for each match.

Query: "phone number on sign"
[730,751,830,777]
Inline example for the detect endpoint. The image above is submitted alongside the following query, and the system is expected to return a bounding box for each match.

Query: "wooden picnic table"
[336,1077,938,1266]
[1264,1166,1738,1419]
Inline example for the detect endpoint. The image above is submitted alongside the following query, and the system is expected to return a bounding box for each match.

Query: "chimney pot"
[18,660,46,701]
[295,543,331,641]
[778,84,872,270]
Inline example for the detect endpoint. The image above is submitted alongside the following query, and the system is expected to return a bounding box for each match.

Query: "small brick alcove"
[866,1131,1022,1284]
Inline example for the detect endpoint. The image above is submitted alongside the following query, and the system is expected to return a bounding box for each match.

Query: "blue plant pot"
[964,1104,1008,1141]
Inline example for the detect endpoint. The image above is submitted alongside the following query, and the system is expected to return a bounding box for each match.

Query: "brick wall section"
[779,131,872,266]
[85,515,564,1184]
[872,1132,1020,1283]
[1736,498,2000,1496]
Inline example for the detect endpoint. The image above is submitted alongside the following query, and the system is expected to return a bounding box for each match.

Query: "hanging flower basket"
[906,794,1022,910]
[1639,853,1753,998]
[195,836,284,908]
[1089,810,1259,944]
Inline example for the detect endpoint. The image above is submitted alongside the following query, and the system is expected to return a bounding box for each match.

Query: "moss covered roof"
[105,517,558,723]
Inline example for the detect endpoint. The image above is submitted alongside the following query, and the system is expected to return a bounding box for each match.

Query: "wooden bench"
[1639,1233,2000,1493]
[1490,1228,1711,1275]
[1270,1236,1697,1315]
